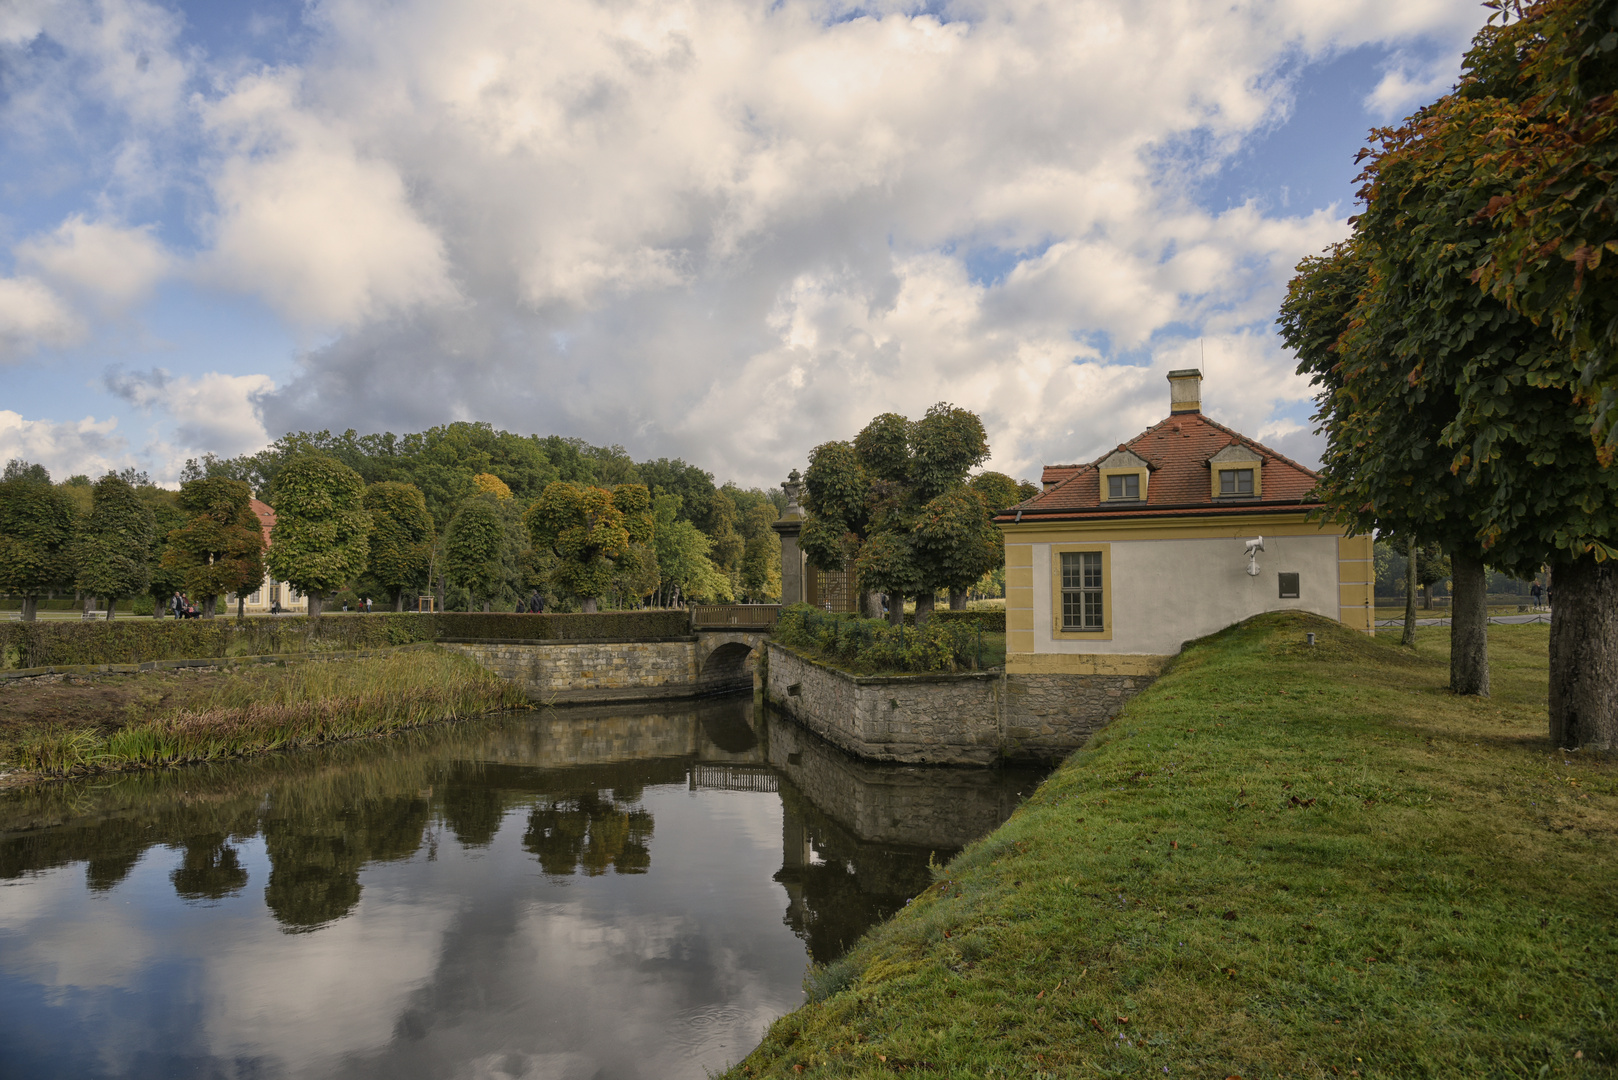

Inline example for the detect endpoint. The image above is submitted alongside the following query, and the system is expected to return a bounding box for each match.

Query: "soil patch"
[0,670,227,738]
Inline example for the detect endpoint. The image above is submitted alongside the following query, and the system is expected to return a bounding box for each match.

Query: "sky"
[0,0,1482,488]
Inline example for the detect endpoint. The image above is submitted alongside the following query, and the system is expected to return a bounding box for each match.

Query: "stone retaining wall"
[763,642,1154,764]
[441,638,756,704]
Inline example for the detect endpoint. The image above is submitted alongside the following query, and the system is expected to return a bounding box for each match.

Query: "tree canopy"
[445,496,508,609]
[0,476,76,620]
[265,455,370,617]
[362,481,435,609]
[74,473,155,618]
[165,477,265,618]
[525,482,654,611]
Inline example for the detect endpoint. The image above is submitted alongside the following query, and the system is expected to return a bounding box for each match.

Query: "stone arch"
[697,636,763,693]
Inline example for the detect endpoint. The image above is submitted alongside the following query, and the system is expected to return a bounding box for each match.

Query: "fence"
[690,604,780,630]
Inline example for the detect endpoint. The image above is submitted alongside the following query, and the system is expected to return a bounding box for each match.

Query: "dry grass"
[2,647,527,776]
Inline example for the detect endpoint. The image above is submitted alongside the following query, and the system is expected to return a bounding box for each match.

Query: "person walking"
[528,589,545,613]
[1530,582,1543,610]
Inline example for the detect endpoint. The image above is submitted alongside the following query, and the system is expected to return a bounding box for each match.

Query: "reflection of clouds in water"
[0,858,159,994]
[196,891,455,1072]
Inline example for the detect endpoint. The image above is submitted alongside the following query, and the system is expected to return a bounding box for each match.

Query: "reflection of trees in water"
[171,834,249,900]
[262,792,433,932]
[522,792,653,877]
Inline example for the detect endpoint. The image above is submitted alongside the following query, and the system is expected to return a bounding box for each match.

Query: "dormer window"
[1107,473,1139,500]
[1219,468,1254,496]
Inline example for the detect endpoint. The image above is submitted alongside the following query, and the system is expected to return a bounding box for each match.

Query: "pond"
[0,694,1047,1079]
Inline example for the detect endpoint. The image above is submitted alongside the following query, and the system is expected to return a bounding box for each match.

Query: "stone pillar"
[771,469,808,606]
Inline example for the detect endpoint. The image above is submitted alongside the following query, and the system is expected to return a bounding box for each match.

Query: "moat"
[0,694,1046,1079]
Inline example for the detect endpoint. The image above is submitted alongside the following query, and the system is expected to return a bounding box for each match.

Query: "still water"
[0,695,1045,1079]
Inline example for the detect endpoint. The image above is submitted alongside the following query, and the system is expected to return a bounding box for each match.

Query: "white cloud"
[0,409,132,478]
[16,216,172,308]
[200,71,458,327]
[105,368,275,459]
[0,276,85,361]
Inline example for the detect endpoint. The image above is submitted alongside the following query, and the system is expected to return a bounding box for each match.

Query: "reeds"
[10,647,528,776]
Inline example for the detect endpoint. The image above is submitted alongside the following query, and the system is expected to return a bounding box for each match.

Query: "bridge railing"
[690,604,780,630]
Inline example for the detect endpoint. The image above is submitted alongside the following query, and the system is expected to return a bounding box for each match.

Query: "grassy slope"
[730,613,1616,1079]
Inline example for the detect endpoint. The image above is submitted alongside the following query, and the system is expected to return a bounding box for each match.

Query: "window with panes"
[1219,468,1254,496]
[1060,551,1104,631]
[1106,473,1139,500]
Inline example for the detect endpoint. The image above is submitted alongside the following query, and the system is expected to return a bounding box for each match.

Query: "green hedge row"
[921,608,1007,632]
[435,610,692,641]
[0,614,438,669]
[775,604,999,673]
[0,610,697,668]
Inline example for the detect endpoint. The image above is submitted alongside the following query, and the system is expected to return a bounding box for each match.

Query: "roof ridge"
[1193,413,1320,479]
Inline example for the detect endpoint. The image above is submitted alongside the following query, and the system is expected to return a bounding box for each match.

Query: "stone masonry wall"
[763,641,1154,764]
[442,640,700,704]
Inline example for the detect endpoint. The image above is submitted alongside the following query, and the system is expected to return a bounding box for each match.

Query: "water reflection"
[0,695,1044,1078]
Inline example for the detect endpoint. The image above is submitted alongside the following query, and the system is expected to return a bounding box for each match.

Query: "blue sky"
[0,0,1480,485]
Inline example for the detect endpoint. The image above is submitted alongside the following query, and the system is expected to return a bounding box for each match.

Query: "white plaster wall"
[1031,533,1342,655]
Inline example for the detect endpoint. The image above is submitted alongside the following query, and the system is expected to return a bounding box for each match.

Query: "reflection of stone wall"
[442,637,761,705]
[763,712,1033,850]
[763,642,1152,764]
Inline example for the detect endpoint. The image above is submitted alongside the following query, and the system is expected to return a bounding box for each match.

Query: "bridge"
[690,605,779,695]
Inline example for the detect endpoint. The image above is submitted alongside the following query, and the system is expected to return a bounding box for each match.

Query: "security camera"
[1244,536,1265,554]
[1244,536,1264,577]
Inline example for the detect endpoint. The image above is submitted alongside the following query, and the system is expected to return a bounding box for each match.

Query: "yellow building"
[226,499,309,613]
[995,370,1373,679]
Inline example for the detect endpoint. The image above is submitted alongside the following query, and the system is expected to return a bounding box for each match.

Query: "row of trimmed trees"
[800,403,1036,624]
[1278,0,1618,749]
[0,452,712,619]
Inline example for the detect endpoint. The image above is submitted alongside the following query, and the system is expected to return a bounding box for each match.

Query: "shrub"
[434,610,692,641]
[0,614,439,669]
[773,603,994,673]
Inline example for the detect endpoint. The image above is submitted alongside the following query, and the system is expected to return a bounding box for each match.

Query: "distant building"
[227,499,308,613]
[994,369,1373,678]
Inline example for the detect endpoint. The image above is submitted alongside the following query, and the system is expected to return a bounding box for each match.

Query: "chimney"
[1167,368,1202,414]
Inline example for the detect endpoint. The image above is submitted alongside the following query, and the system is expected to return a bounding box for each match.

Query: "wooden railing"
[690,604,780,630]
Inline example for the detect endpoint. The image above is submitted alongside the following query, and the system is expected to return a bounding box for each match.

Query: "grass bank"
[730,613,1616,1078]
[0,647,527,779]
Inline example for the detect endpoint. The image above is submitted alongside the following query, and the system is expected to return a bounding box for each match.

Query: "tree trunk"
[949,587,968,611]
[1449,552,1489,696]
[582,597,599,613]
[1548,553,1618,750]
[914,592,935,628]
[886,594,903,627]
[21,595,37,622]
[237,595,245,620]
[83,594,93,618]
[860,590,883,620]
[1402,536,1418,647]
[202,594,217,619]
[483,599,491,612]
[106,601,116,620]
[396,593,405,612]
[1421,585,1431,610]
[435,574,445,614]
[307,593,323,619]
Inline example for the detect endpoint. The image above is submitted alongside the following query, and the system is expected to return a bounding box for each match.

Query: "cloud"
[0,276,85,361]
[16,216,172,308]
[0,409,132,478]
[199,71,458,327]
[105,367,275,458]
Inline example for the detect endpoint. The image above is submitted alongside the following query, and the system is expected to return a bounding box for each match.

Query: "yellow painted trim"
[1006,608,1034,632]
[1006,543,1034,568]
[1005,565,1033,590]
[1338,562,1373,585]
[1337,606,1374,632]
[1049,543,1113,641]
[1008,630,1035,654]
[1211,462,1263,500]
[1099,466,1149,504]
[1001,513,1339,542]
[1007,653,1170,677]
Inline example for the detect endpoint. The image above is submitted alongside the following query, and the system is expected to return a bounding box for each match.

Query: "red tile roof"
[250,498,276,547]
[1000,411,1322,522]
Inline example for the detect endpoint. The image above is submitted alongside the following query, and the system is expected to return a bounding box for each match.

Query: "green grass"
[728,612,1616,1079]
[3,647,528,776]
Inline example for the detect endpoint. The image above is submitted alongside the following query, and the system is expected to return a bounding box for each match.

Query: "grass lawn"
[729,612,1616,1078]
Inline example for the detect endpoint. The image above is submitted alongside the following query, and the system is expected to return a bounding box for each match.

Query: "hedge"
[0,614,437,669]
[0,610,698,668]
[435,610,692,641]
[896,608,1007,632]
[774,604,999,673]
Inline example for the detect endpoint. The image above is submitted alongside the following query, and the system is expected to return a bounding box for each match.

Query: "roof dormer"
[1098,448,1150,503]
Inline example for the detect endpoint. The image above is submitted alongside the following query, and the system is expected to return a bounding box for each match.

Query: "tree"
[141,486,189,617]
[2,459,51,483]
[363,482,435,610]
[0,477,75,620]
[165,478,266,618]
[265,454,371,619]
[445,497,506,610]
[1282,1,1618,733]
[962,471,1038,609]
[73,473,154,619]
[650,495,731,605]
[803,404,992,625]
[525,482,654,612]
